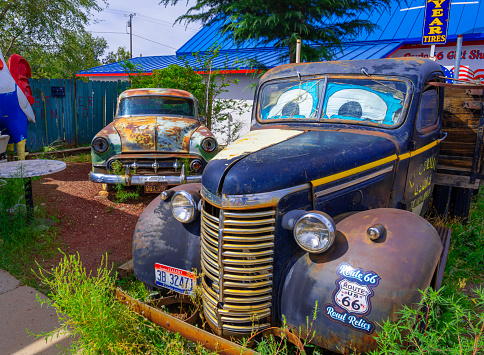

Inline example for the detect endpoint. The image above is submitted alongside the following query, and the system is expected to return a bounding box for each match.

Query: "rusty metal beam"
[115,288,258,355]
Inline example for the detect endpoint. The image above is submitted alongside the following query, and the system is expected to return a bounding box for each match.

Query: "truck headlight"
[293,211,336,253]
[171,191,198,223]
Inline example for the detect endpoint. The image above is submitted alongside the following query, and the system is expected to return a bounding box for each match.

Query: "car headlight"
[200,137,217,152]
[171,191,198,223]
[293,211,336,253]
[92,137,109,153]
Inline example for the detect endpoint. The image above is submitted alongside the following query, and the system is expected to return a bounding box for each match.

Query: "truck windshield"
[118,96,196,117]
[259,77,408,126]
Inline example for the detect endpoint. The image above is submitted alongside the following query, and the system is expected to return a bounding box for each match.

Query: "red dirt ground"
[33,162,157,272]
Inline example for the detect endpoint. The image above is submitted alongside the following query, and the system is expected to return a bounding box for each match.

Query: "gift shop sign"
[422,0,451,45]
[391,45,484,71]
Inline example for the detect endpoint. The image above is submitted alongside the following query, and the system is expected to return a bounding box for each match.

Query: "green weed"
[371,287,484,354]
[0,172,60,290]
[60,152,91,164]
[442,188,484,287]
[34,253,216,355]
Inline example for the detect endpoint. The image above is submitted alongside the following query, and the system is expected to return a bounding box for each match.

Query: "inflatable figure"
[0,49,35,160]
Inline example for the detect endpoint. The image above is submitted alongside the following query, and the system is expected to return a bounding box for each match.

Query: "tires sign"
[325,263,381,334]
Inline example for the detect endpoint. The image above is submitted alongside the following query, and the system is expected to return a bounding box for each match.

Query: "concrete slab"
[0,283,71,354]
[0,269,20,294]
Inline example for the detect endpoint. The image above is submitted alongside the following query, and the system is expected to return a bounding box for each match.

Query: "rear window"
[118,96,195,117]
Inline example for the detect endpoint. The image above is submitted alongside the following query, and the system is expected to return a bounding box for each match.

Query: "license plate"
[154,263,196,295]
[144,181,167,193]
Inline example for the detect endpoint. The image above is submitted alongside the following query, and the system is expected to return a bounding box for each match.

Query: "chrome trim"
[171,190,198,223]
[201,183,310,209]
[217,209,224,304]
[201,202,276,336]
[313,165,394,199]
[89,171,201,185]
[294,211,336,254]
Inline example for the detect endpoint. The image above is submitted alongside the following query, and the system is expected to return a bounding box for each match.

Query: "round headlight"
[92,137,109,153]
[171,191,198,223]
[200,137,217,152]
[293,211,336,253]
[190,159,203,172]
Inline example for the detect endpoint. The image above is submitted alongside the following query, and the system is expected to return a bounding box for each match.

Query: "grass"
[0,173,62,292]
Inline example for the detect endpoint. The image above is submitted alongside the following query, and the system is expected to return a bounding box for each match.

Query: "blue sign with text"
[422,0,451,45]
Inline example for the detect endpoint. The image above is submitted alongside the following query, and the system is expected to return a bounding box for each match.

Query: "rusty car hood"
[113,116,200,153]
[202,129,398,195]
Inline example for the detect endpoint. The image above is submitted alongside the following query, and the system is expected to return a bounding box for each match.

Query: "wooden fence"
[27,79,130,152]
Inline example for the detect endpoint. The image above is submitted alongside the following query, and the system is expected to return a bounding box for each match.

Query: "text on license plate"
[145,181,167,193]
[154,263,196,295]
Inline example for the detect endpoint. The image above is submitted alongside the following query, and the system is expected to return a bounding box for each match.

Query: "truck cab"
[132,58,448,354]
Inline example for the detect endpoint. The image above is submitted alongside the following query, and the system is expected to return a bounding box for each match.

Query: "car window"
[259,77,408,127]
[118,96,196,117]
[322,80,406,126]
[417,89,439,131]
[260,80,324,120]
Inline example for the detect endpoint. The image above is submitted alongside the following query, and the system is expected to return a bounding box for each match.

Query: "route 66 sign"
[325,263,381,334]
[334,279,371,315]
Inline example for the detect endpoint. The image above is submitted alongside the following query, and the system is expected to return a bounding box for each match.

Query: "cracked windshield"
[118,96,195,117]
[260,78,407,126]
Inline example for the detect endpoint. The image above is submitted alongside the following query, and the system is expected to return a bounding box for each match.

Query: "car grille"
[200,199,276,336]
[107,158,188,175]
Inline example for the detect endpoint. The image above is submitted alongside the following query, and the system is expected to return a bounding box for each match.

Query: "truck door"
[403,75,443,215]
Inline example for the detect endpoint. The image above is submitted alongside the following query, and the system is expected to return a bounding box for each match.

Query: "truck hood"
[113,116,199,153]
[202,129,398,195]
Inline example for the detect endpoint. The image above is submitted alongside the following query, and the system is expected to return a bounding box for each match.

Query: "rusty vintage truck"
[89,88,218,193]
[128,58,484,354]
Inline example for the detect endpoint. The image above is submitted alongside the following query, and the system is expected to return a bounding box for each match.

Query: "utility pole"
[126,13,136,58]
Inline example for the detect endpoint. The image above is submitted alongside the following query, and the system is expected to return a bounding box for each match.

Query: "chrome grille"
[201,200,276,335]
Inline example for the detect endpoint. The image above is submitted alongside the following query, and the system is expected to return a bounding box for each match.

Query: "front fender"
[279,208,443,354]
[133,183,202,288]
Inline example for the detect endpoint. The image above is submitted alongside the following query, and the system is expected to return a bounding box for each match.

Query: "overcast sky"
[87,0,202,58]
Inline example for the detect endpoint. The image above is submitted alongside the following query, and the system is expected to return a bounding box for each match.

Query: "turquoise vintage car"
[89,88,218,192]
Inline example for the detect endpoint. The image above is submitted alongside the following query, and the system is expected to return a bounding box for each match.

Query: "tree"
[103,47,131,65]
[27,32,107,78]
[0,0,107,77]
[126,48,248,144]
[158,0,397,63]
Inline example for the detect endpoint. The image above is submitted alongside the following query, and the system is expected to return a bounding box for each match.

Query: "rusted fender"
[132,184,202,288]
[115,288,257,355]
[279,208,444,354]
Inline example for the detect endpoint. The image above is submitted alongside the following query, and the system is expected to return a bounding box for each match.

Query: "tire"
[101,183,114,192]
[432,185,452,219]
[451,187,472,221]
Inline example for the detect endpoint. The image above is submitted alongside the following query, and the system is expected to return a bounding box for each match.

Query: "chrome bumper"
[89,171,202,186]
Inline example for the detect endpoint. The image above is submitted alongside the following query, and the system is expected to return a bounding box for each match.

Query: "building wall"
[391,43,484,78]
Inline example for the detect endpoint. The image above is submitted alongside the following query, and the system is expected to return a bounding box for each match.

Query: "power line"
[104,8,199,32]
[89,31,128,35]
[132,34,177,49]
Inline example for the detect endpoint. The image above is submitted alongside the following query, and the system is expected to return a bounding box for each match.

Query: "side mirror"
[200,116,207,125]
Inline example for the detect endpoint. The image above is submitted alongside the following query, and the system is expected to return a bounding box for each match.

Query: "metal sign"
[422,0,451,45]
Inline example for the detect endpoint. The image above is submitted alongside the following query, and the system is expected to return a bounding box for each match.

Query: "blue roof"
[176,0,484,55]
[80,0,484,75]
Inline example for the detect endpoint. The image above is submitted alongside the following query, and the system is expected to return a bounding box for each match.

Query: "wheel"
[101,183,114,192]
[432,185,452,219]
[451,187,472,221]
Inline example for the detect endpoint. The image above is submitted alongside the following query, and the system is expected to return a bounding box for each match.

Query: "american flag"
[443,65,484,83]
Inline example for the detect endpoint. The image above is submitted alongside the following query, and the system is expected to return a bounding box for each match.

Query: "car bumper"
[89,172,202,185]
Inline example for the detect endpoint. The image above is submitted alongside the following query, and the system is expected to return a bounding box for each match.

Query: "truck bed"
[435,84,484,189]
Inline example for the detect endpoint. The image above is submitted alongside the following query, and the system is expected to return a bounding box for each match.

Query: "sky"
[86,0,202,58]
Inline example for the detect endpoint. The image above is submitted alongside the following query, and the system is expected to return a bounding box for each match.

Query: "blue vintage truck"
[128,58,478,353]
